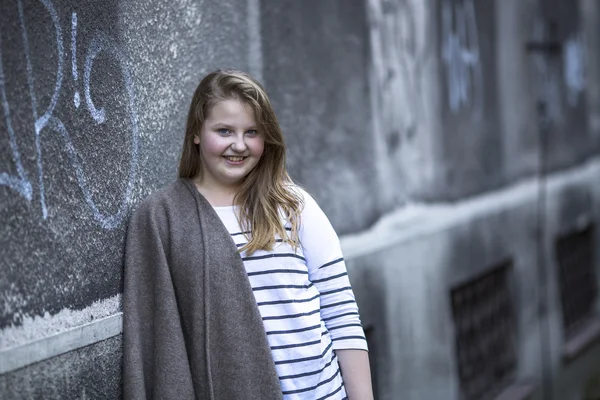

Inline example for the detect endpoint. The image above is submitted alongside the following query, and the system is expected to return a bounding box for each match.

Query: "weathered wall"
[367,0,442,209]
[496,0,540,181]
[0,0,259,396]
[344,158,600,400]
[261,0,380,234]
[435,0,505,200]
[348,0,600,398]
[1,0,600,399]
[0,336,121,398]
[367,0,527,203]
[528,0,600,172]
[0,0,260,332]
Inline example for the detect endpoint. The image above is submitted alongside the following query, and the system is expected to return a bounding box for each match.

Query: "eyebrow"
[211,123,258,130]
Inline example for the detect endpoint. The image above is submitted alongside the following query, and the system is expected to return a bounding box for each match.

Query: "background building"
[1,0,599,399]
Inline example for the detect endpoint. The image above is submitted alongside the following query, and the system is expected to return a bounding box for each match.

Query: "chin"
[221,176,246,187]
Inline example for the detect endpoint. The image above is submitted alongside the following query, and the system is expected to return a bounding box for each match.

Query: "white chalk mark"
[30,0,64,135]
[81,32,140,229]
[72,12,80,108]
[48,109,138,229]
[3,0,140,229]
[563,33,586,108]
[71,12,78,82]
[84,40,105,124]
[17,0,38,120]
[0,36,33,201]
[17,0,65,219]
[441,0,483,114]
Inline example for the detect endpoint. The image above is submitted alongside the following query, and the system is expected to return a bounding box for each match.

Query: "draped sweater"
[123,178,283,399]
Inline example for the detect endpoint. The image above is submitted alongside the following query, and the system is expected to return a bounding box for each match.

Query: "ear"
[193,136,200,145]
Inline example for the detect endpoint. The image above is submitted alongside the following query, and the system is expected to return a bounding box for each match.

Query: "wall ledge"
[341,156,600,260]
[0,313,122,374]
[1,156,598,376]
[563,317,600,364]
[494,379,538,400]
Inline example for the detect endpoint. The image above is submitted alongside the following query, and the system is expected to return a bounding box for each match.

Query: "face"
[194,98,265,191]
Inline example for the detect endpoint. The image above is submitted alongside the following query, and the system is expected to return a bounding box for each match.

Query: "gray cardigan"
[123,179,282,399]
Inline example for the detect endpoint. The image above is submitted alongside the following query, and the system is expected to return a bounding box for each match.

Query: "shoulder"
[127,180,203,245]
[285,184,333,229]
[285,183,317,209]
[134,181,179,213]
[131,179,196,223]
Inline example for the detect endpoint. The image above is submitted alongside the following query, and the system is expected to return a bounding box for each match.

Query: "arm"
[123,199,194,399]
[298,189,374,398]
[336,349,374,400]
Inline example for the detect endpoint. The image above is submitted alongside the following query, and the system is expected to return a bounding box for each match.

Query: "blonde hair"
[179,69,303,254]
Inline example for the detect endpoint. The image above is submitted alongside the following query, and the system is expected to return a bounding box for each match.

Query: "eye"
[217,128,230,135]
[246,129,258,136]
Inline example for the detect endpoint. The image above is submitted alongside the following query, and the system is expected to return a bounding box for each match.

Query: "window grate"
[451,262,517,400]
[556,225,597,339]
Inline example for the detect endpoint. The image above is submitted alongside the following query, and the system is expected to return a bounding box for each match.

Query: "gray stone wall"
[1,0,599,399]
[261,0,380,234]
[0,0,256,329]
[0,337,121,399]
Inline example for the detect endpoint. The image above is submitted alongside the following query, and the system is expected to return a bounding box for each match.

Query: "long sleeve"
[122,200,195,399]
[299,191,368,352]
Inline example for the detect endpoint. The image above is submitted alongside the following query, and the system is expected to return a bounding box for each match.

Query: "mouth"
[223,156,246,163]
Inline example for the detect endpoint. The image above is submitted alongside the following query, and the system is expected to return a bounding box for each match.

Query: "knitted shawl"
[123,179,282,399]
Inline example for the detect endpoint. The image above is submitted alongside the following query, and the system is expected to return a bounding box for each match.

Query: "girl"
[123,70,373,400]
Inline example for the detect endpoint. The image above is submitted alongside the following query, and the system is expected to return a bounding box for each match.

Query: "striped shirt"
[213,188,367,400]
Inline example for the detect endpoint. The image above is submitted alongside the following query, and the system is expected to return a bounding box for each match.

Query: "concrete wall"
[346,158,600,400]
[0,337,121,399]
[0,0,259,327]
[261,0,380,233]
[1,0,599,399]
[348,0,600,398]
[0,0,259,396]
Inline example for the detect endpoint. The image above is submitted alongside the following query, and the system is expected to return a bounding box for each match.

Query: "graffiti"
[441,0,483,114]
[563,32,586,108]
[530,19,562,124]
[530,20,586,124]
[0,39,32,202]
[0,0,140,229]
[368,0,431,151]
[71,12,80,108]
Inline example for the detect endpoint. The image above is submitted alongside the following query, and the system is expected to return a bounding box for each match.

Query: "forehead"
[206,99,256,123]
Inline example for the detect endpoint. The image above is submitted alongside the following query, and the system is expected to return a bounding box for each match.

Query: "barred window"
[451,262,517,400]
[555,225,597,339]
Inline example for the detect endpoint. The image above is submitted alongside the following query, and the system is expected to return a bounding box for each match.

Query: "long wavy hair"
[179,70,303,255]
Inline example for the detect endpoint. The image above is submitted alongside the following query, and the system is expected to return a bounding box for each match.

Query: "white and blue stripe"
[214,188,367,400]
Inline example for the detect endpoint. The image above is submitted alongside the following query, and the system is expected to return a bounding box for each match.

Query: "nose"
[231,132,248,152]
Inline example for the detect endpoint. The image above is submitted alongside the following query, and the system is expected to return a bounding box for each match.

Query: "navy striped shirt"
[213,187,367,400]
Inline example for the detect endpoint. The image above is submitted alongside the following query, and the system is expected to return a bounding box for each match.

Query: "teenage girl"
[123,70,373,400]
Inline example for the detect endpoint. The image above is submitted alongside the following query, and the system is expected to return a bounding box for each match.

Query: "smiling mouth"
[224,156,245,162]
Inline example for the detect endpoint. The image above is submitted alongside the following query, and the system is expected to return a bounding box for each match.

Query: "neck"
[192,177,239,207]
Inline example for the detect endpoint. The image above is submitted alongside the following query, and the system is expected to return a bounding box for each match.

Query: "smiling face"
[194,98,265,194]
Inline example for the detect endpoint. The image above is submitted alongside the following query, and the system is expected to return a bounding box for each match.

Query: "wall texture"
[261,0,380,234]
[1,0,599,399]
[0,0,258,328]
